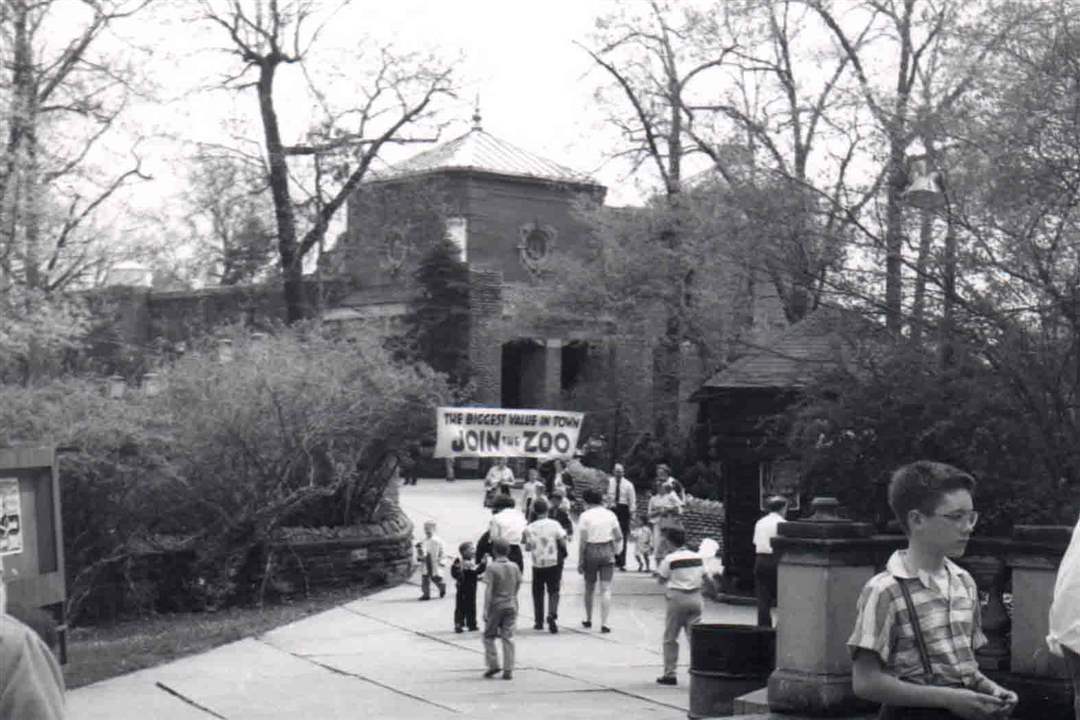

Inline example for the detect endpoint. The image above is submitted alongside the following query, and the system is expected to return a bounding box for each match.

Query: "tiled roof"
[696,308,880,392]
[369,127,599,187]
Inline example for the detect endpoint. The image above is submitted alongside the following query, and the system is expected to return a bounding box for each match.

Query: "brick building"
[323,113,634,418]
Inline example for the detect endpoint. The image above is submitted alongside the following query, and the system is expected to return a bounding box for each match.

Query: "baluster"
[960,553,1011,671]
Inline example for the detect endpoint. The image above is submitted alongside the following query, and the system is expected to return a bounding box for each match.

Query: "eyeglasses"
[929,510,979,527]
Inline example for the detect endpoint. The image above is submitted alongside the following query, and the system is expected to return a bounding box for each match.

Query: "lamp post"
[903,156,957,367]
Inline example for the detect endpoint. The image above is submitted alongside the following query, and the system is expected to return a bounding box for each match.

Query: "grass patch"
[63,583,385,689]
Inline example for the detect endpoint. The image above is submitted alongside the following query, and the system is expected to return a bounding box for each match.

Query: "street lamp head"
[903,157,947,210]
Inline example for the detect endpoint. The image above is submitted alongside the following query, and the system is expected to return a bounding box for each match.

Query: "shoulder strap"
[897,578,934,680]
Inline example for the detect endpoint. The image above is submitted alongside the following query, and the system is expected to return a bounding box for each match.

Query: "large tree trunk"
[884,137,907,334]
[255,59,303,324]
[910,208,933,345]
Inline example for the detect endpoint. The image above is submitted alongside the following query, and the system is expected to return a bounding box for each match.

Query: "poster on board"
[434,407,585,459]
[0,478,22,556]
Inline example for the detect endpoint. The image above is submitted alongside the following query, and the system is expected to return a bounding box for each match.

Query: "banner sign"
[434,407,585,459]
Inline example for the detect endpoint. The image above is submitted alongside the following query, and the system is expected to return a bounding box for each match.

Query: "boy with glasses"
[848,461,1017,719]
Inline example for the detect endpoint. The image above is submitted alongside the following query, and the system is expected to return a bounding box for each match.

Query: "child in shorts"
[417,520,446,601]
[633,521,654,573]
[482,539,522,680]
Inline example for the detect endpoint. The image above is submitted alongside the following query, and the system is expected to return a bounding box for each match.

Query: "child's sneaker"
[502,671,513,680]
[483,668,501,679]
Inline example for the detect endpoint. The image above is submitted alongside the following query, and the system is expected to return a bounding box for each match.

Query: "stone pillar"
[1002,525,1073,717]
[542,339,562,408]
[767,497,879,716]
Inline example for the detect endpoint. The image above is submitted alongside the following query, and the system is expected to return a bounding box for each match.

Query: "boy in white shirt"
[655,526,713,686]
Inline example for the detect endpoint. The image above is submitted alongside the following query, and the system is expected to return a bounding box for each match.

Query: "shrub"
[783,344,1062,534]
[0,324,453,622]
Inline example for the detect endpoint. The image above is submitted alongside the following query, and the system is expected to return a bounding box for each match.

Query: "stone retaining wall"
[268,507,414,593]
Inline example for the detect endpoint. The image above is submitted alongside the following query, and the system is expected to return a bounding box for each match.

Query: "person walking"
[521,468,542,519]
[577,487,622,633]
[752,496,788,627]
[489,494,527,572]
[482,539,522,680]
[606,463,636,571]
[417,520,447,601]
[523,498,568,633]
[655,527,714,686]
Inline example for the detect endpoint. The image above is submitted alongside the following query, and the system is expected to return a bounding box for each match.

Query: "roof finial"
[472,94,482,131]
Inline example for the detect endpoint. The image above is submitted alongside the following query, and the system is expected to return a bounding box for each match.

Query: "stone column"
[542,339,562,408]
[767,497,879,716]
[1002,525,1072,717]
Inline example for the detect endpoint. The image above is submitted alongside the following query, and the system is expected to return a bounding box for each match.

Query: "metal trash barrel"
[688,623,776,719]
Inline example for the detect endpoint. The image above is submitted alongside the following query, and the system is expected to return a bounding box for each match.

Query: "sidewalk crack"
[155,681,228,719]
[255,637,462,715]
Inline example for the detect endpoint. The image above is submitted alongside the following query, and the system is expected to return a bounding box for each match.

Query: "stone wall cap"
[778,520,874,539]
[1012,525,1072,546]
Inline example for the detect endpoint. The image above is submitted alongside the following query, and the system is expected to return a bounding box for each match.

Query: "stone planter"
[268,508,414,593]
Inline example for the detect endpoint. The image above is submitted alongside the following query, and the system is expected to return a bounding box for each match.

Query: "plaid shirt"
[847,550,988,688]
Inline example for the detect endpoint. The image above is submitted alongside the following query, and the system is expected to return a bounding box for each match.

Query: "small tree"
[405,237,470,387]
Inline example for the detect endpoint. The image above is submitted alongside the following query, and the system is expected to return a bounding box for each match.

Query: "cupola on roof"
[370,111,599,188]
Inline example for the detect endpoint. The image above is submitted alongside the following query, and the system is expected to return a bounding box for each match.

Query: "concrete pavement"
[68,479,761,719]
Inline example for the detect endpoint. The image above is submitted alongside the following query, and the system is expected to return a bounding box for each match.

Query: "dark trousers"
[507,544,524,573]
[613,504,631,568]
[454,583,478,630]
[1064,646,1080,720]
[531,565,562,624]
[754,553,778,628]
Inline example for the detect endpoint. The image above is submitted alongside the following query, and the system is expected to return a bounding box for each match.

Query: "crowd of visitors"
[410,453,1080,718]
[413,456,707,684]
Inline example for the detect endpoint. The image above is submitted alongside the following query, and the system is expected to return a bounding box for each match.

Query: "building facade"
[325,115,628,416]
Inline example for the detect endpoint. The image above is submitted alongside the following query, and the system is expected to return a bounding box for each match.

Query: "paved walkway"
[68,479,759,719]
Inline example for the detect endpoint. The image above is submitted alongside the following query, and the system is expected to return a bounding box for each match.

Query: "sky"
[95,0,651,252]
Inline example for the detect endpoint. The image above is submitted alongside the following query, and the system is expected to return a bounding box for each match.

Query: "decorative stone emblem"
[517,222,557,274]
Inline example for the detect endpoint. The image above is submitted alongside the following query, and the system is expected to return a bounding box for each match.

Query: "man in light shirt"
[606,463,636,571]
[577,487,623,633]
[655,526,714,686]
[1048,507,1080,719]
[484,457,515,508]
[489,494,527,571]
[752,495,788,628]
